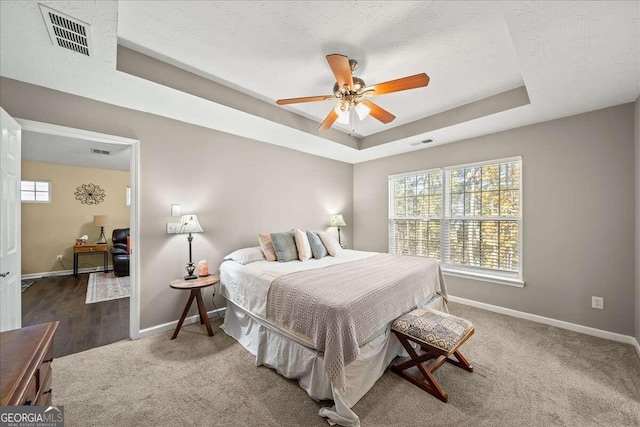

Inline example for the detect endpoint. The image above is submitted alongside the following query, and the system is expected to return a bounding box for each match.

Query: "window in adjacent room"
[20,180,51,203]
[389,157,522,284]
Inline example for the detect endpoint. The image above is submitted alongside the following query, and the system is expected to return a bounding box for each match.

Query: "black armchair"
[111,228,130,277]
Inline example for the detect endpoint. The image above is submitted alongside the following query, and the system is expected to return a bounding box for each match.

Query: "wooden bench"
[390,308,474,402]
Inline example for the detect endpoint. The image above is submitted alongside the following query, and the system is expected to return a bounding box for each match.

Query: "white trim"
[16,119,137,146]
[16,118,141,341]
[442,155,523,171]
[633,338,640,359]
[448,295,638,347]
[388,166,442,180]
[138,307,226,339]
[443,269,524,288]
[22,265,109,280]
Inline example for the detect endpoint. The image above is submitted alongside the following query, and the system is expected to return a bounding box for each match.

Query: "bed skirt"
[221,295,446,427]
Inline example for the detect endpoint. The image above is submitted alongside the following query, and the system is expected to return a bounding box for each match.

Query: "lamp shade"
[93,215,110,227]
[178,214,204,234]
[330,214,346,227]
[355,102,371,120]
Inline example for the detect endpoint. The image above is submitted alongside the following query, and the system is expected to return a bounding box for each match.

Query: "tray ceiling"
[1,1,638,163]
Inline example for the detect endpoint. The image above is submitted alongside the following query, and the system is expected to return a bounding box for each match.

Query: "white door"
[0,108,21,332]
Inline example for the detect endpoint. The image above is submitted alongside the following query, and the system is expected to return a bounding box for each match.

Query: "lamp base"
[96,227,107,244]
[185,261,197,280]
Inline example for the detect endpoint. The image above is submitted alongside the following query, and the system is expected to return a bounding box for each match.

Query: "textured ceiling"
[0,1,638,164]
[22,131,130,171]
[117,1,524,137]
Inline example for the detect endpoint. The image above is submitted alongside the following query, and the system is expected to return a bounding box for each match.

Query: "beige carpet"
[53,303,640,426]
[85,272,130,304]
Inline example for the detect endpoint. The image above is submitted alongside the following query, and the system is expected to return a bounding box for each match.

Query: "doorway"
[16,119,140,354]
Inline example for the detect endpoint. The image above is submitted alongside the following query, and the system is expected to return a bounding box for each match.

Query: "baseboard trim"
[633,338,640,359]
[138,307,227,339]
[22,266,109,280]
[448,295,638,347]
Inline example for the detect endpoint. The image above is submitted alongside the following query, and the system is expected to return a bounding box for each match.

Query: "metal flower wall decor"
[74,183,106,205]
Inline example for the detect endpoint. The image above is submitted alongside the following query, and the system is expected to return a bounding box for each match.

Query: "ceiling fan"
[276,54,430,131]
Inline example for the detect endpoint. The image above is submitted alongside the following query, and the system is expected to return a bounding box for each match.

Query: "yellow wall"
[21,161,130,274]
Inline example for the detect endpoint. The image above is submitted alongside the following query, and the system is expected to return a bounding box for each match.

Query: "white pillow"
[258,233,277,262]
[224,247,266,265]
[317,231,343,257]
[294,228,312,261]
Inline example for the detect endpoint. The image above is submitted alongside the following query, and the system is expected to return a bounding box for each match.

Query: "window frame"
[20,180,52,204]
[388,156,523,287]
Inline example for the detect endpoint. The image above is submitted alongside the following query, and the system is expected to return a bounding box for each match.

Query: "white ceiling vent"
[410,138,436,146]
[39,4,91,56]
[91,148,110,156]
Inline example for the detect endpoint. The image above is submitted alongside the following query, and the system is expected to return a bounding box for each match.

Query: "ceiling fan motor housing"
[333,76,366,98]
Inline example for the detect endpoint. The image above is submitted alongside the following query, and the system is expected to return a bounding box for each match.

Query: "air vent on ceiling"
[410,138,436,146]
[91,148,110,156]
[39,4,92,56]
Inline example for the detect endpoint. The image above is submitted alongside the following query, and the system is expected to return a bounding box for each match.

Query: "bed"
[220,249,448,427]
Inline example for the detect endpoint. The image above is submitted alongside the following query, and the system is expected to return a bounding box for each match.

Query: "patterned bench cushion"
[391,308,473,353]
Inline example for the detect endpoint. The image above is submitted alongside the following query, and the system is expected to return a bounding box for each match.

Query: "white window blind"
[21,180,51,203]
[389,169,442,259]
[389,158,522,281]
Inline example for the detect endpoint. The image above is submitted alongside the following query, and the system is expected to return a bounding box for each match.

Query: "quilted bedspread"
[266,253,447,392]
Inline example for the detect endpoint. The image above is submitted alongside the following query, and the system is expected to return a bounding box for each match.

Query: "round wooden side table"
[169,274,220,340]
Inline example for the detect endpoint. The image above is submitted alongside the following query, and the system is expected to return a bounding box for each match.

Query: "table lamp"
[93,215,110,244]
[178,214,204,280]
[330,214,347,247]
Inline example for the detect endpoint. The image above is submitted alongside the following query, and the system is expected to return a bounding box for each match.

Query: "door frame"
[17,119,141,340]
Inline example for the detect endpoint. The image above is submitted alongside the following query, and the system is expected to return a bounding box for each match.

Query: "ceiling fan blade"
[360,100,396,124]
[319,109,339,130]
[326,54,354,91]
[276,95,335,105]
[369,73,430,96]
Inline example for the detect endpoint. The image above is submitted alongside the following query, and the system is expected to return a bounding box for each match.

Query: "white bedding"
[220,249,378,317]
[219,249,447,427]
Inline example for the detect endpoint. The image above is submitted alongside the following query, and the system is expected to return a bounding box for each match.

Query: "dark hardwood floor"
[22,273,129,358]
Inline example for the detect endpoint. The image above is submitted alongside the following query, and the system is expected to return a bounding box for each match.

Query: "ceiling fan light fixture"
[334,101,350,124]
[355,102,371,120]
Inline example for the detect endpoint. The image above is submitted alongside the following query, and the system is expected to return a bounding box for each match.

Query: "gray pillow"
[270,230,298,262]
[307,231,328,259]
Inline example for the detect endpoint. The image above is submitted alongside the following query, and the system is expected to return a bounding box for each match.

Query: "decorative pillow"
[306,231,328,259]
[258,233,277,262]
[223,247,266,265]
[317,231,343,257]
[294,228,312,261]
[270,230,299,262]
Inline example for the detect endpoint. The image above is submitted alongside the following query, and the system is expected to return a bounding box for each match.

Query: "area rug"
[86,272,130,304]
[21,279,35,292]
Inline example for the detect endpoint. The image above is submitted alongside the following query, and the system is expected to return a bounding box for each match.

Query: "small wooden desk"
[73,244,108,277]
[170,275,219,340]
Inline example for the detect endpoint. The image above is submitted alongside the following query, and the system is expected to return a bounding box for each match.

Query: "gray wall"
[0,77,353,330]
[354,104,636,335]
[635,96,640,344]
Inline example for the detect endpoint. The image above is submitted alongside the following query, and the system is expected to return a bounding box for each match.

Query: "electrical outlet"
[591,296,604,310]
[56,255,63,262]
[166,222,180,234]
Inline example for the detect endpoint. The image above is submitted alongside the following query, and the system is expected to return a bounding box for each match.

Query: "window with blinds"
[389,169,442,259]
[21,180,51,203]
[389,157,522,281]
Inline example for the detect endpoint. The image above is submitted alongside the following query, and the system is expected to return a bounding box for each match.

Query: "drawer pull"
[25,400,33,405]
[43,388,52,395]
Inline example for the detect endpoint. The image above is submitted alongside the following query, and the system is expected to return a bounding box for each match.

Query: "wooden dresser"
[0,322,59,406]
